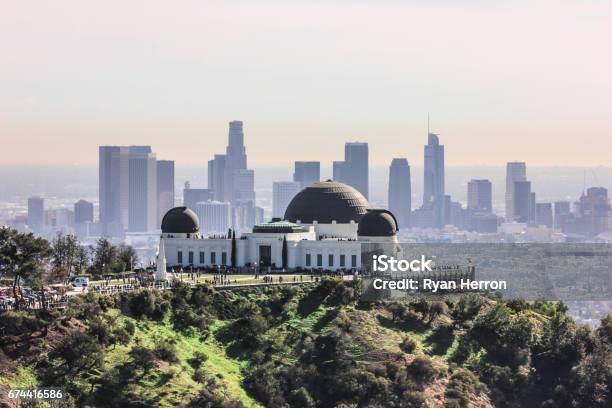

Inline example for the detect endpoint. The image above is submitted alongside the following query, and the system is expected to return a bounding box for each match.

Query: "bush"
[192,368,206,382]
[407,356,437,384]
[190,350,208,368]
[129,345,157,374]
[172,304,212,332]
[0,311,43,339]
[400,336,417,354]
[119,289,170,320]
[445,368,488,407]
[154,338,179,363]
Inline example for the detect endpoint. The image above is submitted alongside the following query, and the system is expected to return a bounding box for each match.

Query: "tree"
[231,230,237,268]
[117,243,138,272]
[91,238,119,275]
[0,228,52,309]
[48,331,104,377]
[282,235,288,270]
[51,233,80,281]
[74,245,90,275]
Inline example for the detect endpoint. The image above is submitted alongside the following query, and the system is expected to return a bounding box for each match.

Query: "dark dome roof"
[161,207,200,234]
[284,180,369,224]
[358,209,398,237]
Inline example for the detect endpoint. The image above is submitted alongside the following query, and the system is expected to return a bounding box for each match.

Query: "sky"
[1,0,611,167]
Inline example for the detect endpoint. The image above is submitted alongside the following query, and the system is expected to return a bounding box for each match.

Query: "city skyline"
[1,1,611,167]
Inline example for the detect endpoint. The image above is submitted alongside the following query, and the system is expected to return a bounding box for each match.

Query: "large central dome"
[161,207,200,234]
[284,180,369,224]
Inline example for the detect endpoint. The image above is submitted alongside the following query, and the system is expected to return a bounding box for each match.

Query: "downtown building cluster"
[12,122,612,244]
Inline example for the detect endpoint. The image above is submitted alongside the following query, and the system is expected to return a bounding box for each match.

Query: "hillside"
[1,280,610,407]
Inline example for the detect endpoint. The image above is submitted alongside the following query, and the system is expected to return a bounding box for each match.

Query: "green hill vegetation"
[1,280,610,407]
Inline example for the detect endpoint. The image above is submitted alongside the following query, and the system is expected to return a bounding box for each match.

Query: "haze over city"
[1,0,611,166]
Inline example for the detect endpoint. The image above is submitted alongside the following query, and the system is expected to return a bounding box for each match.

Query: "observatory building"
[156,181,398,276]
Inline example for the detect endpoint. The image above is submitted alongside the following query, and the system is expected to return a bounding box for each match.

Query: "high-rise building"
[207,154,226,201]
[128,147,157,232]
[74,199,94,224]
[233,169,255,204]
[423,133,445,228]
[554,201,571,230]
[27,197,44,233]
[223,121,255,204]
[564,187,611,237]
[232,201,264,233]
[48,209,74,230]
[293,161,320,189]
[157,160,175,224]
[100,145,159,234]
[467,179,492,213]
[194,201,231,236]
[535,202,553,228]
[513,181,531,223]
[529,192,537,224]
[449,200,468,230]
[99,146,129,229]
[388,158,411,228]
[505,162,527,222]
[183,186,214,210]
[272,181,301,219]
[334,142,368,199]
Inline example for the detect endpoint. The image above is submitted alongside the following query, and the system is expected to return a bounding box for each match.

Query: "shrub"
[400,336,417,354]
[0,311,43,338]
[445,369,488,407]
[192,368,206,382]
[154,338,179,363]
[119,289,170,320]
[129,345,157,374]
[190,351,208,368]
[407,356,437,384]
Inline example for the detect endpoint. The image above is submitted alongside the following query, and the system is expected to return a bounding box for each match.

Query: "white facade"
[160,222,364,272]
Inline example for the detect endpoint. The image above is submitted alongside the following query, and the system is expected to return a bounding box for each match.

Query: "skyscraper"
[388,158,411,228]
[334,142,368,199]
[128,147,157,232]
[183,186,214,211]
[554,201,571,230]
[74,199,94,224]
[293,161,320,189]
[513,180,531,223]
[233,169,255,204]
[99,146,129,229]
[223,121,254,204]
[157,160,175,224]
[423,133,445,227]
[27,197,44,233]
[529,192,537,224]
[194,201,231,236]
[564,187,611,237]
[207,154,226,201]
[505,162,527,222]
[273,181,301,219]
[535,202,553,228]
[467,179,492,213]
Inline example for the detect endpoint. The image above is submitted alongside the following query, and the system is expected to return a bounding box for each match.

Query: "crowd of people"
[0,270,348,311]
[0,287,70,311]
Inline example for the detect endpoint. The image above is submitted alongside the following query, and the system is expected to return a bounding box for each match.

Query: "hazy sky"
[1,0,611,167]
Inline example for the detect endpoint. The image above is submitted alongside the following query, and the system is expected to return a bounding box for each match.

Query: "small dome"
[284,180,369,224]
[161,207,200,234]
[358,209,398,237]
